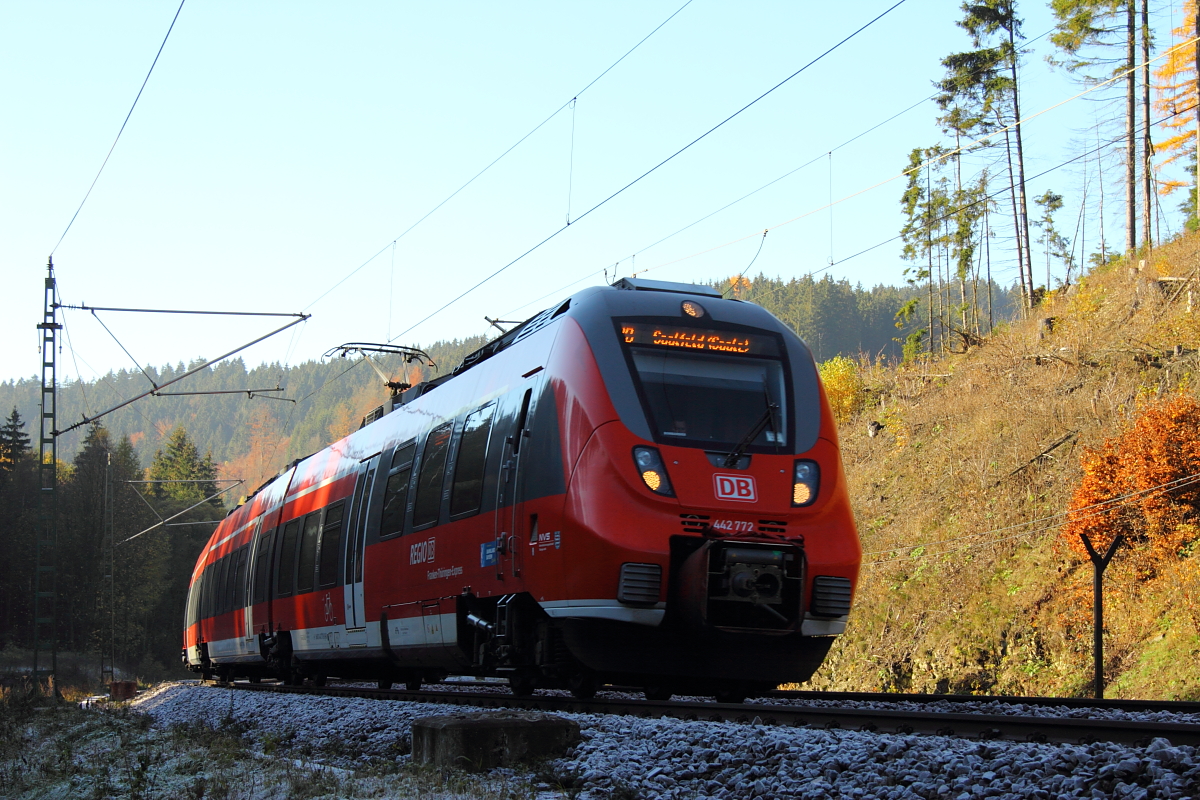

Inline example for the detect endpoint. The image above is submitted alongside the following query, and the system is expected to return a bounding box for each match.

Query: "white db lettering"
[714,474,757,502]
[409,537,436,565]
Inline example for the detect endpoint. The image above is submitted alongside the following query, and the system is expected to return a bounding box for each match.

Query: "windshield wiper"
[723,402,779,468]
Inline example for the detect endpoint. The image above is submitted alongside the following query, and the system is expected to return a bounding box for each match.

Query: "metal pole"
[33,258,60,696]
[1079,532,1123,699]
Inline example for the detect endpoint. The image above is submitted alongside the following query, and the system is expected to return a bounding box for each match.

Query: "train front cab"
[542,279,861,696]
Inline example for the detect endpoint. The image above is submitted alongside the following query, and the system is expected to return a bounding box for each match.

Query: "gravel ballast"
[133,682,1200,798]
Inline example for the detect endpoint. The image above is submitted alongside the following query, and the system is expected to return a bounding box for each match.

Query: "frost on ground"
[8,682,1196,799]
[127,682,1200,799]
[0,683,558,800]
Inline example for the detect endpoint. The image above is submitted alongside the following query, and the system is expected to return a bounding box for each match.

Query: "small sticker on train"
[534,530,562,551]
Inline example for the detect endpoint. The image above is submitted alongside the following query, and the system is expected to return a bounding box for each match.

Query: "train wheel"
[377,679,393,690]
[714,688,747,704]
[405,677,422,691]
[248,676,261,684]
[643,684,672,702]
[311,674,327,687]
[508,674,537,697]
[568,671,597,700]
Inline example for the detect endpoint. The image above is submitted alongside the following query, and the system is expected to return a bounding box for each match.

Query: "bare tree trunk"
[1009,24,1034,303]
[926,163,935,355]
[1098,125,1107,261]
[985,203,994,332]
[1002,125,1029,310]
[1142,0,1153,251]
[1126,0,1138,259]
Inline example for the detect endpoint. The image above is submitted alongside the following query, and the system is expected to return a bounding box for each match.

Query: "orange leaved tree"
[1063,394,1200,573]
[1153,0,1200,205]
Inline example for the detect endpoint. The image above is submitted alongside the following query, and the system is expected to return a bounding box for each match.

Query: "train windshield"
[620,322,788,451]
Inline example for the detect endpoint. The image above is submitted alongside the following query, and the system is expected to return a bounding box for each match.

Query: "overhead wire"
[388,0,912,344]
[499,27,1059,321]
[56,308,158,433]
[51,0,187,255]
[58,313,93,418]
[721,231,768,297]
[301,0,698,314]
[89,310,160,389]
[624,36,1200,287]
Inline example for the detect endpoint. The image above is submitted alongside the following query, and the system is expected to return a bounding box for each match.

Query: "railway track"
[207,680,1200,747]
[768,687,1200,714]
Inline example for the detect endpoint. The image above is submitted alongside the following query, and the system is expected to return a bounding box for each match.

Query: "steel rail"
[208,681,1200,747]
[767,688,1200,715]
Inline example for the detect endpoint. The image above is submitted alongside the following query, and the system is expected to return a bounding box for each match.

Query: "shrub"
[819,356,865,423]
[1062,393,1200,573]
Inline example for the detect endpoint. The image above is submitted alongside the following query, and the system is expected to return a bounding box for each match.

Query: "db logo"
[714,474,757,502]
[409,537,435,565]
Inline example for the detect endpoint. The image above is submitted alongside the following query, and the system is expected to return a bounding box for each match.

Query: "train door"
[243,519,262,650]
[343,454,380,646]
[495,380,540,579]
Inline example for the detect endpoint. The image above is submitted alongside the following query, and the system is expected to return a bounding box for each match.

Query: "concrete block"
[411,711,581,772]
[110,680,137,701]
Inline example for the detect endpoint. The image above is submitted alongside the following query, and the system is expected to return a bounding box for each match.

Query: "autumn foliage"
[1063,394,1200,569]
[818,356,865,424]
[1153,0,1200,195]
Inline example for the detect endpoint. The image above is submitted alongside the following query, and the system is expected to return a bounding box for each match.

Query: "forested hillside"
[811,234,1200,699]
[0,278,1020,488]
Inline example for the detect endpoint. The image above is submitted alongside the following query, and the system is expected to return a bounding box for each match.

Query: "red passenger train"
[183,278,861,701]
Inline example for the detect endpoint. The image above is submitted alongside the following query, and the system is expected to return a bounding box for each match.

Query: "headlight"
[792,460,819,506]
[633,446,675,497]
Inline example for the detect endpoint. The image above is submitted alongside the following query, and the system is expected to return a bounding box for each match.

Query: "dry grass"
[810,234,1200,699]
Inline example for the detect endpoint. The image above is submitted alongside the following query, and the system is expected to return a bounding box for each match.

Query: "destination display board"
[619,322,779,356]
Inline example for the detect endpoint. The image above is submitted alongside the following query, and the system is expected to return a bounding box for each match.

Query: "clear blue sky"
[1,1,1188,385]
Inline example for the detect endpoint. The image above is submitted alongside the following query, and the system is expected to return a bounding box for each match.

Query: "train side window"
[205,560,217,618]
[205,563,217,620]
[222,553,234,614]
[223,554,236,615]
[200,564,211,620]
[413,423,453,529]
[232,546,249,610]
[513,389,532,454]
[275,520,301,598]
[450,404,496,518]
[186,577,200,630]
[215,555,230,616]
[251,528,274,606]
[317,502,345,588]
[379,442,416,539]
[296,512,322,594]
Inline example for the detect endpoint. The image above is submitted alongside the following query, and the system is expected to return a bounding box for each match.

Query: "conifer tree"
[937,0,1033,310]
[0,407,31,478]
[0,407,36,648]
[1034,190,1074,291]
